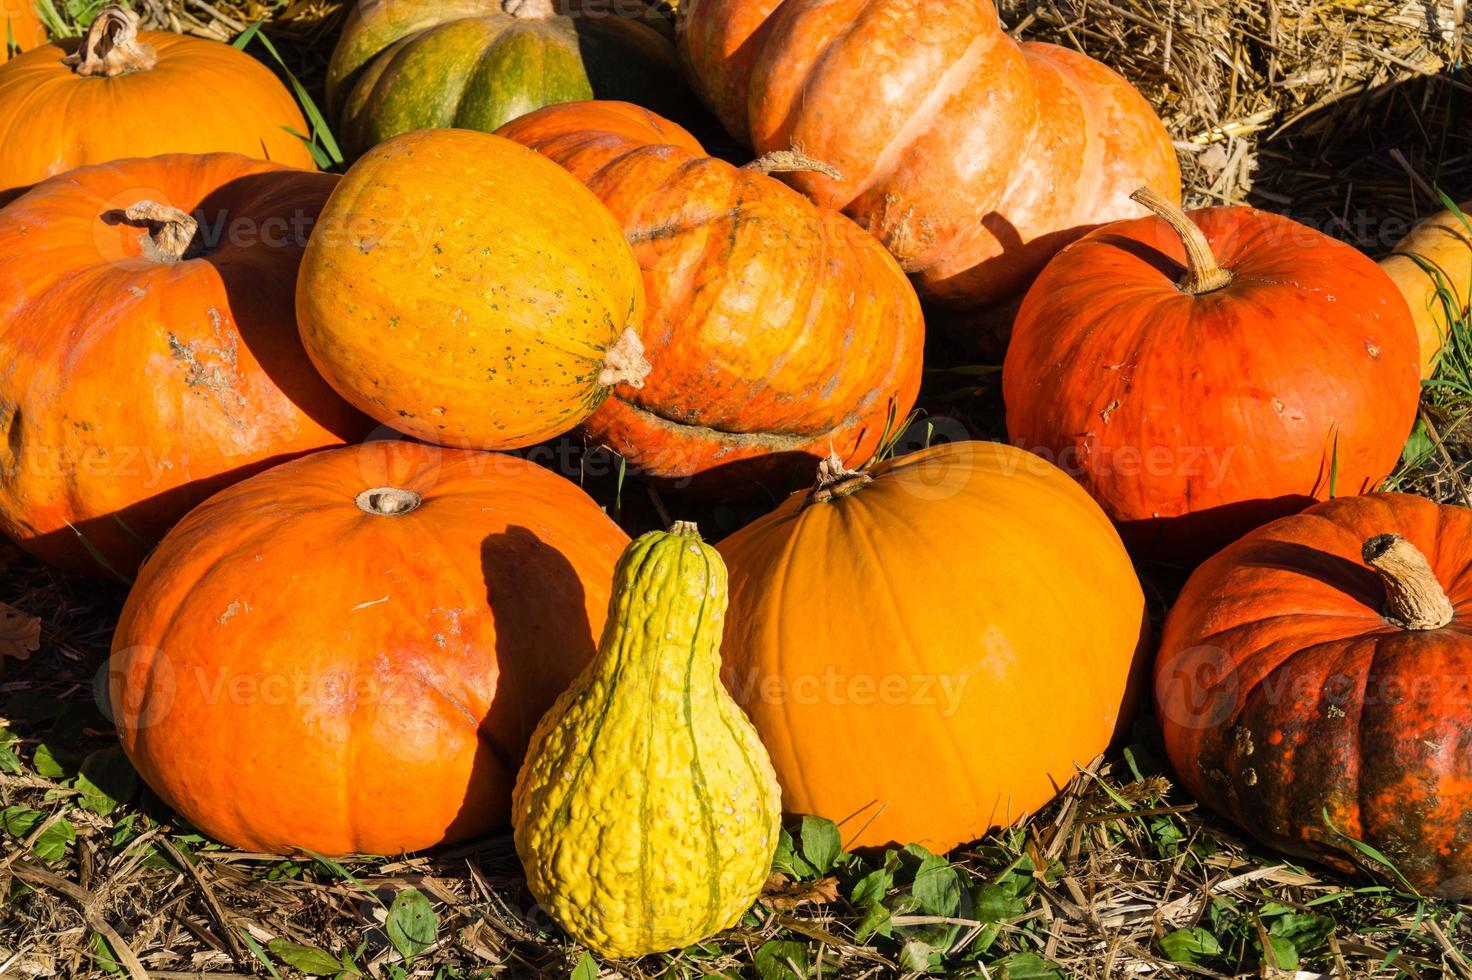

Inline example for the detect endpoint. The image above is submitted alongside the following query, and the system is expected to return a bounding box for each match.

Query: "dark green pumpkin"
[327,0,686,159]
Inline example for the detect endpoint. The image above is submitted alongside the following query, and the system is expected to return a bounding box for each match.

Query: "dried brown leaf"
[0,602,40,663]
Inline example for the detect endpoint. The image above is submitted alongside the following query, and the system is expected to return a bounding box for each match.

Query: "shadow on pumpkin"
[1119,494,1319,568]
[453,525,601,839]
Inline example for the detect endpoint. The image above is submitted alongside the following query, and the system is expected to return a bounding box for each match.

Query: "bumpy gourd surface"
[514,525,781,958]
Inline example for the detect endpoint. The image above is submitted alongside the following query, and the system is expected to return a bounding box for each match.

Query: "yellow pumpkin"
[1380,201,1472,378]
[297,128,649,450]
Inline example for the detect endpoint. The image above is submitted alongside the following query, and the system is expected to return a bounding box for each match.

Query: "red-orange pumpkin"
[1157,492,1472,897]
[678,0,1181,311]
[2,0,43,58]
[111,441,630,857]
[0,154,370,577]
[0,5,314,199]
[498,101,924,496]
[1003,189,1421,563]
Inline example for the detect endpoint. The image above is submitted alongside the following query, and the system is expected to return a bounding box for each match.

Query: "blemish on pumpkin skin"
[1100,400,1120,424]
[1234,727,1255,757]
[1366,341,1381,358]
[217,599,249,625]
[1242,767,1259,787]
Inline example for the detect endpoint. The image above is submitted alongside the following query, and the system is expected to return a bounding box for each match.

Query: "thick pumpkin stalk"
[512,521,781,958]
[63,5,156,77]
[1362,533,1455,630]
[1131,186,1233,295]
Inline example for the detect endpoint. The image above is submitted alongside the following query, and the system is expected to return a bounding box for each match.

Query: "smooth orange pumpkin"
[498,101,924,496]
[679,0,1181,311]
[716,443,1149,852]
[0,5,313,199]
[1157,492,1472,896]
[2,0,43,59]
[0,154,371,577]
[1380,201,1472,378]
[297,127,649,452]
[1004,189,1421,564]
[111,441,630,857]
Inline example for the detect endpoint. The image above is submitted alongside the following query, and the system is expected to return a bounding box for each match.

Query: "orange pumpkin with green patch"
[296,127,650,451]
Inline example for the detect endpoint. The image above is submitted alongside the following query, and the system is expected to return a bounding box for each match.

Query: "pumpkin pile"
[1,0,1467,960]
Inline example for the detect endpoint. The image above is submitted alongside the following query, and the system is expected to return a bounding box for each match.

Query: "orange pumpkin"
[0,154,370,577]
[1156,492,1472,896]
[679,0,1181,311]
[1380,200,1472,378]
[297,127,650,452]
[716,443,1148,851]
[112,441,630,857]
[498,101,924,496]
[1004,190,1421,563]
[0,5,313,199]
[2,0,43,59]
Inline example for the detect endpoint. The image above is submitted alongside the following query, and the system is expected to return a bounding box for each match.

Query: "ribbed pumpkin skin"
[2,0,43,59]
[0,32,313,198]
[112,442,630,857]
[1156,493,1472,897]
[1380,200,1471,378]
[498,101,924,496]
[328,0,684,159]
[678,0,1180,311]
[1004,205,1421,564]
[0,154,370,577]
[716,442,1148,852]
[297,128,646,451]
[514,523,781,957]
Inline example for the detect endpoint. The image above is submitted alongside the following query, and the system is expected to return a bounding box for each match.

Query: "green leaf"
[912,857,962,918]
[753,940,809,980]
[33,816,75,862]
[386,888,439,964]
[1259,933,1299,971]
[1269,911,1334,953]
[898,939,937,972]
[90,932,123,974]
[239,930,284,979]
[570,951,598,980]
[974,883,1026,924]
[849,865,893,907]
[1160,927,1222,965]
[0,728,23,775]
[771,828,816,880]
[853,900,892,943]
[76,748,137,817]
[992,952,1066,979]
[32,742,73,779]
[266,940,342,976]
[798,816,842,875]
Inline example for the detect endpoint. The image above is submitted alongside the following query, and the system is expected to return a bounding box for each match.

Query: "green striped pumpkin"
[327,0,686,159]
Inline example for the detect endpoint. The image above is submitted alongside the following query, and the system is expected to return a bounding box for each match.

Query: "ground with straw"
[4,1,1472,977]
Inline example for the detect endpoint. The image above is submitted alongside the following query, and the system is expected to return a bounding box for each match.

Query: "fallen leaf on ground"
[0,603,41,664]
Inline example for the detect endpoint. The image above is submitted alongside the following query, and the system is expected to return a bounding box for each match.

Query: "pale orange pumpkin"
[2,0,44,58]
[717,443,1149,851]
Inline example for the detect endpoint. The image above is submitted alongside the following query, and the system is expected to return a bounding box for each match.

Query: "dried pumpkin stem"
[1131,186,1232,295]
[745,149,843,181]
[1362,533,1455,630]
[501,0,556,17]
[122,201,202,264]
[598,327,652,389]
[806,450,873,506]
[63,4,157,77]
[668,520,702,539]
[355,487,422,516]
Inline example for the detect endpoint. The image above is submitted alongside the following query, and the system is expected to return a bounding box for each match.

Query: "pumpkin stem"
[668,520,702,539]
[63,4,157,77]
[745,149,843,181]
[807,450,873,506]
[121,201,204,264]
[598,327,652,390]
[501,0,556,17]
[355,487,423,516]
[1362,533,1455,630]
[1130,186,1233,295]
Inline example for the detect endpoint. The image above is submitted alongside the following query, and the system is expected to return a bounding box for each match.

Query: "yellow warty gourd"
[512,521,781,958]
